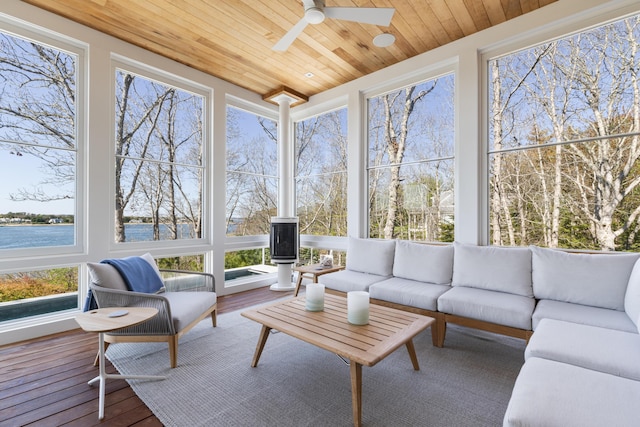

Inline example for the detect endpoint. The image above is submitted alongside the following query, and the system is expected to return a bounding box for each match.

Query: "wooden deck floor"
[0,286,292,426]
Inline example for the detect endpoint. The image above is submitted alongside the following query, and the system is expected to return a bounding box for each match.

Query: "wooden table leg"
[350,361,362,427]
[406,339,420,371]
[251,325,272,367]
[294,274,304,297]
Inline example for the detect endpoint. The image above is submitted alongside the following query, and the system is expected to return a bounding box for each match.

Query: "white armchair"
[87,255,217,368]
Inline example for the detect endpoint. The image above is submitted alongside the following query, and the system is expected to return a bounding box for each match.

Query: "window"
[488,14,640,251]
[367,74,455,242]
[225,106,277,237]
[0,30,78,250]
[114,68,205,243]
[0,267,78,321]
[295,108,347,237]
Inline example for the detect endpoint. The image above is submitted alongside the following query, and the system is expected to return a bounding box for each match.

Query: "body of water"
[0,223,195,249]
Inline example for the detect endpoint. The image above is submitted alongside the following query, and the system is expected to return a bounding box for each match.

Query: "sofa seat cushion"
[346,237,396,276]
[437,286,535,330]
[526,319,640,381]
[162,291,217,333]
[318,270,388,293]
[452,242,533,297]
[392,240,453,284]
[369,277,450,311]
[532,299,637,332]
[503,357,640,427]
[531,245,640,311]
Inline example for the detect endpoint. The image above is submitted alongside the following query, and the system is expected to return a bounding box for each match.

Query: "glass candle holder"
[347,291,369,325]
[305,283,325,311]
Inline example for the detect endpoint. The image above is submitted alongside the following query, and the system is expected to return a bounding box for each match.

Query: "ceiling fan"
[273,0,395,51]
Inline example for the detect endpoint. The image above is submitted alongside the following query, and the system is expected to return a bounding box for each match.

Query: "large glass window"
[225,106,277,237]
[114,68,205,243]
[488,14,640,251]
[367,74,455,242]
[0,267,78,321]
[295,108,347,237]
[0,30,78,250]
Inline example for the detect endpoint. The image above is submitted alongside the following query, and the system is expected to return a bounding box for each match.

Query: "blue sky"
[0,149,74,215]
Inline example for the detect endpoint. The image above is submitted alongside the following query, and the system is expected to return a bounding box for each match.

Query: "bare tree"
[114,72,172,242]
[380,84,435,239]
[0,33,76,203]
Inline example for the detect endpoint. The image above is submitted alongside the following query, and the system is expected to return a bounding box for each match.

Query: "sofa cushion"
[452,242,533,297]
[504,357,640,427]
[532,299,637,333]
[87,262,128,291]
[531,245,639,311]
[318,270,387,293]
[369,277,450,311]
[526,319,640,381]
[437,286,535,330]
[392,240,453,285]
[624,257,640,329]
[346,237,396,276]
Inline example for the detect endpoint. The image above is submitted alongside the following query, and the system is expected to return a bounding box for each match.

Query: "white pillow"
[87,262,128,291]
[393,240,453,285]
[532,246,640,311]
[452,242,533,297]
[624,257,640,327]
[141,252,162,277]
[346,236,395,276]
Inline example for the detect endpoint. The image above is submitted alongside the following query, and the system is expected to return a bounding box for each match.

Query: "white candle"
[305,283,325,311]
[347,291,369,325]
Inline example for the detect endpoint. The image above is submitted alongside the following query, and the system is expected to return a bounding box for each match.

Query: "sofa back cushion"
[346,236,395,276]
[624,258,640,329]
[393,240,453,285]
[532,246,640,311]
[452,242,533,297]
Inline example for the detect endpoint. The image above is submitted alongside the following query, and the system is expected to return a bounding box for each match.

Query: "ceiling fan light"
[373,33,395,48]
[305,8,325,25]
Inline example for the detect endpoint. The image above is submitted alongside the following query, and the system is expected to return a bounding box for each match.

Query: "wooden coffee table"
[241,294,434,427]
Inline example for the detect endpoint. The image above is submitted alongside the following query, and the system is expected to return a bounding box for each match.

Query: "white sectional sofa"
[315,237,640,427]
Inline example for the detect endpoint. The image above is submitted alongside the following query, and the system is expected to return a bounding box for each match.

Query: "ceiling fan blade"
[273,18,309,51]
[324,7,394,26]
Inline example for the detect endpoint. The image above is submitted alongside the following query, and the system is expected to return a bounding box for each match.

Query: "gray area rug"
[106,305,525,427]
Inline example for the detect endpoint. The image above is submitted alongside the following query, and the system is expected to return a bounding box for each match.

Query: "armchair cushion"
[163,291,218,332]
[87,262,128,291]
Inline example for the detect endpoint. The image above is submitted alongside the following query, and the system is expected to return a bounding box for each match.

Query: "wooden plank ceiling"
[22,0,557,100]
